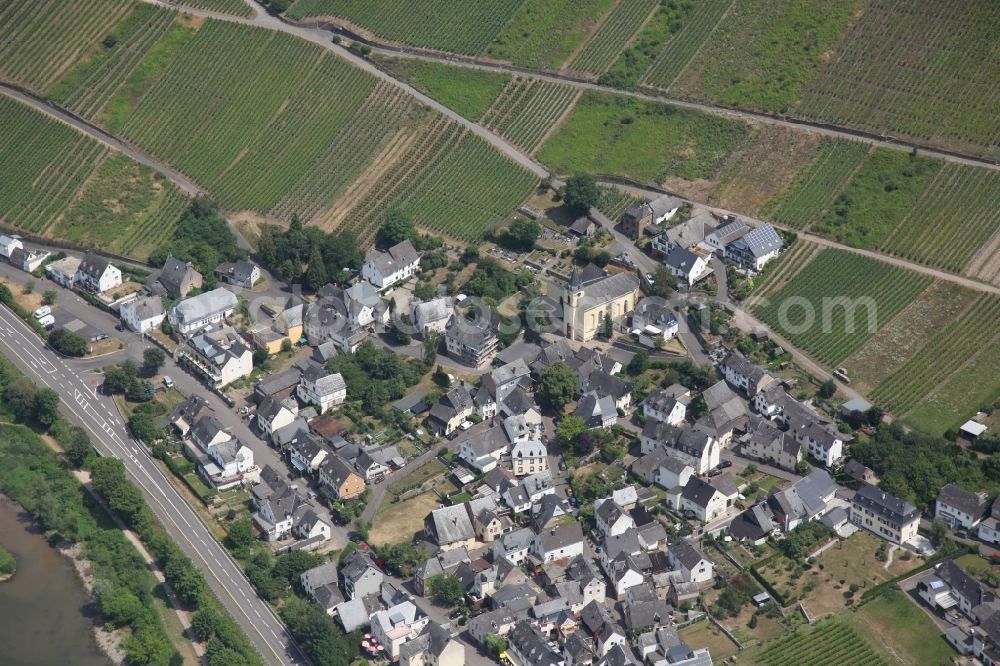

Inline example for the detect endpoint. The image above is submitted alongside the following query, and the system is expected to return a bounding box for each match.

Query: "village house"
[740,421,802,472]
[317,454,366,500]
[631,301,679,343]
[215,259,260,289]
[919,560,996,620]
[411,296,453,337]
[178,326,253,388]
[620,195,681,239]
[399,623,464,666]
[844,459,876,484]
[251,301,304,354]
[580,601,629,657]
[668,539,714,584]
[288,435,329,474]
[119,295,165,333]
[979,497,1000,545]
[257,396,299,441]
[157,256,202,298]
[508,620,565,666]
[300,561,343,616]
[510,439,548,477]
[168,287,238,336]
[726,223,783,271]
[936,483,989,530]
[75,251,122,293]
[721,349,779,397]
[650,211,716,257]
[372,600,429,661]
[850,483,920,545]
[444,316,498,367]
[458,427,509,473]
[561,265,640,342]
[575,391,618,429]
[355,449,391,483]
[297,362,347,413]
[427,383,475,437]
[582,369,632,412]
[643,385,690,425]
[0,234,23,259]
[531,521,586,564]
[493,527,536,566]
[341,549,384,600]
[46,255,81,287]
[664,247,709,287]
[641,421,720,475]
[9,247,49,273]
[362,239,420,291]
[703,217,748,257]
[679,475,737,522]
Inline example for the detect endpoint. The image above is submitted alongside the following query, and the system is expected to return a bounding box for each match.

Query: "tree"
[129,410,162,443]
[627,349,649,376]
[378,209,416,247]
[42,290,57,306]
[33,388,60,427]
[484,634,508,660]
[305,245,328,292]
[432,365,450,388]
[142,347,166,374]
[928,519,949,547]
[648,266,678,297]
[555,415,586,448]
[563,173,599,216]
[427,573,463,606]
[423,331,439,365]
[866,406,883,427]
[388,314,412,345]
[165,557,207,607]
[126,377,155,402]
[48,328,88,357]
[687,393,708,420]
[538,361,578,413]
[100,587,144,628]
[23,280,34,295]
[62,425,93,468]
[191,608,225,643]
[601,313,614,338]
[4,377,37,421]
[818,379,836,399]
[503,217,540,251]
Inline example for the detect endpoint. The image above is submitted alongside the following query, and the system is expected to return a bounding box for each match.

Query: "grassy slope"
[377,57,509,120]
[486,0,616,69]
[537,90,749,183]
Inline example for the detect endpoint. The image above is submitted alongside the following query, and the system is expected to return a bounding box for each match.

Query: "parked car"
[162,376,174,389]
[719,460,732,469]
[37,314,55,329]
[33,306,51,319]
[708,468,723,477]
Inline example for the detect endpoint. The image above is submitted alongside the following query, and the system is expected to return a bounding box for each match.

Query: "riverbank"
[59,539,129,664]
[0,497,111,666]
[0,543,13,581]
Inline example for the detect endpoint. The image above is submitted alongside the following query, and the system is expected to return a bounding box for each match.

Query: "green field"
[567,0,659,76]
[748,620,889,666]
[601,0,698,89]
[641,0,733,89]
[763,139,869,229]
[488,0,615,69]
[0,0,132,91]
[798,0,1000,159]
[669,0,859,112]
[537,91,749,183]
[287,0,523,55]
[596,187,643,221]
[751,249,932,366]
[870,294,1000,416]
[480,78,579,153]
[0,95,187,257]
[378,58,509,120]
[811,149,940,249]
[852,591,958,666]
[879,165,1000,274]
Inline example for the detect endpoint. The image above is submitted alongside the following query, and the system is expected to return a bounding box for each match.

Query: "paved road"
[0,305,302,665]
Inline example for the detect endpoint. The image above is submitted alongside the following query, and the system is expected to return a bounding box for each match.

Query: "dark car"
[719,460,733,469]
[709,468,723,477]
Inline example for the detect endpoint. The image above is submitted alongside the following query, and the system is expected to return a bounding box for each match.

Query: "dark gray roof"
[853,483,919,525]
[537,521,584,553]
[159,256,199,295]
[670,539,707,570]
[937,483,989,519]
[664,246,702,273]
[681,477,719,508]
[509,620,562,666]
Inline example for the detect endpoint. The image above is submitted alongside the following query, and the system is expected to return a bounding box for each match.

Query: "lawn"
[678,619,739,662]
[537,91,749,184]
[369,490,442,546]
[851,590,957,666]
[757,532,922,618]
[390,458,447,495]
[376,57,509,120]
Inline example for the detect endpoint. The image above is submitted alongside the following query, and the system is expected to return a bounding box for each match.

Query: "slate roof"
[576,391,617,426]
[670,539,707,570]
[664,246,703,274]
[509,620,562,666]
[585,369,631,400]
[159,256,200,296]
[366,239,419,277]
[427,503,476,545]
[681,477,719,509]
[937,483,989,519]
[663,212,715,249]
[709,219,748,246]
[853,483,919,525]
[170,287,238,326]
[536,521,584,553]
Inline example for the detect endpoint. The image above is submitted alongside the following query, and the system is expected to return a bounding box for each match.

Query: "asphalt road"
[0,305,303,665]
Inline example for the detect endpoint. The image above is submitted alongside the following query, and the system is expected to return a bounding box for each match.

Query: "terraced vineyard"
[595,187,643,221]
[668,0,859,113]
[339,118,538,243]
[173,0,254,17]
[798,0,1000,158]
[487,0,617,70]
[642,0,732,89]
[47,4,178,120]
[752,249,932,366]
[763,139,869,229]
[287,0,523,55]
[480,78,580,153]
[756,621,890,666]
[566,0,659,76]
[0,95,186,256]
[0,0,132,91]
[879,166,1000,274]
[871,294,1000,416]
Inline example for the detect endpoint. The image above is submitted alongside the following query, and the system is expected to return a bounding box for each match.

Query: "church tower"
[563,269,584,340]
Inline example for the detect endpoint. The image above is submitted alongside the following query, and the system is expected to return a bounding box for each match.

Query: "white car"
[162,376,174,389]
[460,420,473,431]
[34,305,51,319]
[37,314,55,329]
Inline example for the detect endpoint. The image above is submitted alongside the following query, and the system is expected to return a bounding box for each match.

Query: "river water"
[0,500,110,666]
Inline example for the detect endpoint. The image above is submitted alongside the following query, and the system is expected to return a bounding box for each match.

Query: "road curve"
[142,0,549,179]
[0,306,303,666]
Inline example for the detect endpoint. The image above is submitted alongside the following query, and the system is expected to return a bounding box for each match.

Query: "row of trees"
[150,196,245,278]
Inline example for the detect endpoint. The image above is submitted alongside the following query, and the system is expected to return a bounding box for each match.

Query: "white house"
[257,396,299,441]
[46,255,81,287]
[75,251,122,293]
[935,484,988,530]
[411,296,453,337]
[850,483,920,545]
[0,234,23,259]
[641,421,720,475]
[703,218,748,257]
[642,385,689,425]
[531,521,585,563]
[180,327,253,388]
[297,363,347,414]
[362,239,420,290]
[679,476,734,522]
[509,439,547,477]
[492,527,535,566]
[727,224,783,271]
[202,438,256,490]
[168,287,238,335]
[668,539,714,584]
[119,295,165,333]
[664,247,709,287]
[594,499,636,538]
